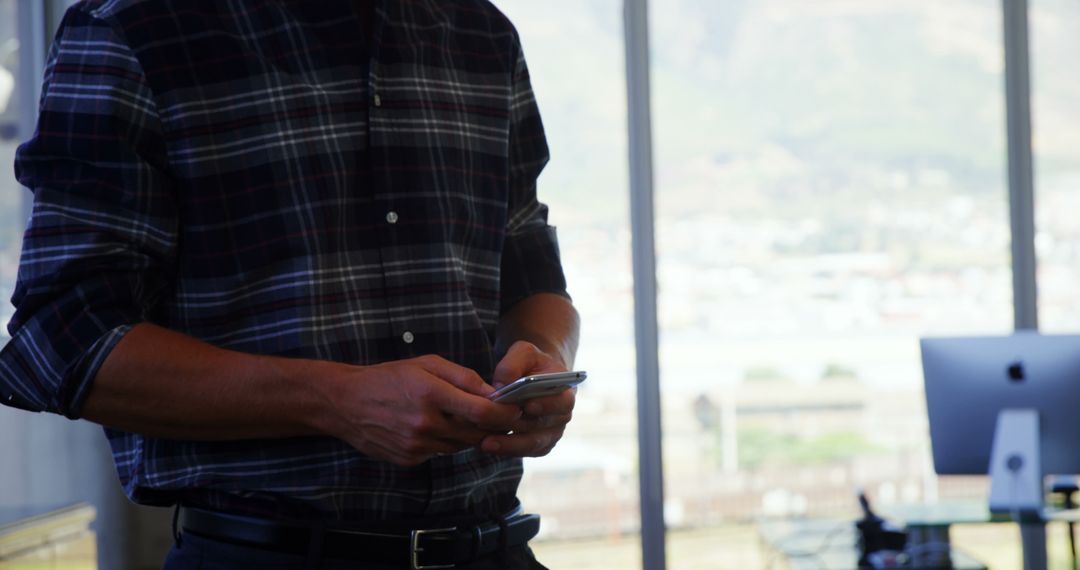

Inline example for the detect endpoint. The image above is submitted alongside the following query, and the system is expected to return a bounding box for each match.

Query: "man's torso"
[74,0,527,521]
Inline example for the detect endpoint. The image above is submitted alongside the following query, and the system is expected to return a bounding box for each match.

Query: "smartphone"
[488,371,587,404]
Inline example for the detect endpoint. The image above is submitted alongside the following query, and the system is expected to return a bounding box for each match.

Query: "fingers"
[493,341,564,388]
[396,356,519,429]
[480,426,565,457]
[477,387,576,458]
[345,353,578,464]
[508,411,572,433]
[417,371,522,430]
[400,356,521,427]
[339,356,535,466]
[372,420,484,467]
[418,410,504,447]
[437,391,522,430]
[521,387,576,417]
[415,355,494,397]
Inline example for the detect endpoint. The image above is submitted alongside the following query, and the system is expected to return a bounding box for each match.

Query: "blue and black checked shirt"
[1,0,568,520]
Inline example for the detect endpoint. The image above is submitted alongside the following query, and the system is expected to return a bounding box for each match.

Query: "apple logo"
[1007,360,1025,382]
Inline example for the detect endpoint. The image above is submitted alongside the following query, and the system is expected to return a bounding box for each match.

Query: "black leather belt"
[178,505,540,569]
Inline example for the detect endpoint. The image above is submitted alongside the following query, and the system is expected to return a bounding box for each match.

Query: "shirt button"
[386,211,399,224]
[402,331,415,344]
[373,93,382,107]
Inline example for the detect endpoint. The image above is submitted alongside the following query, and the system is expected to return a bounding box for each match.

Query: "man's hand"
[318,355,523,467]
[480,341,576,457]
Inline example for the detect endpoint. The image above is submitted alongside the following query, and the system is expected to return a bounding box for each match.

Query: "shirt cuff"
[0,322,134,419]
[63,324,135,419]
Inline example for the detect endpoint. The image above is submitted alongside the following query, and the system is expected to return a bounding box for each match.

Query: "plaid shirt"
[1,0,567,521]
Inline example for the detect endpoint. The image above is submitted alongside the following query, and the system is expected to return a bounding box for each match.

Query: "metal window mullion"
[16,0,47,223]
[623,0,666,569]
[1003,0,1038,331]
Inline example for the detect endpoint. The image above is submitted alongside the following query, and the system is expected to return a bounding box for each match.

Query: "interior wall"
[0,409,175,569]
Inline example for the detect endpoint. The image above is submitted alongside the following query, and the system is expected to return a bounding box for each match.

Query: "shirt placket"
[367,8,418,360]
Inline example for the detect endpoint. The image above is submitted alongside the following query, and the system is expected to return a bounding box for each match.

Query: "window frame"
[15,0,45,223]
[622,0,1039,568]
[15,0,71,222]
[1003,0,1038,330]
[623,1,666,568]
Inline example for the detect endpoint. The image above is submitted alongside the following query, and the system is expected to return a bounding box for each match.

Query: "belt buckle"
[410,527,458,570]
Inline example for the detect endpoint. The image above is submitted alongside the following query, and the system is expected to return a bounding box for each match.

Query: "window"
[1032,0,1080,332]
[651,1,1011,565]
[0,0,21,323]
[490,1,643,567]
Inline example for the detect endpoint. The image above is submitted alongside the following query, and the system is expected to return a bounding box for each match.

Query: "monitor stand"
[988,408,1047,570]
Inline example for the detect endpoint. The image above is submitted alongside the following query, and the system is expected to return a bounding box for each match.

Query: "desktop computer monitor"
[921,332,1080,476]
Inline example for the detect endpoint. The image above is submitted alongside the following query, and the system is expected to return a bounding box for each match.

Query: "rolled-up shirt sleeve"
[0,7,176,418]
[499,39,569,315]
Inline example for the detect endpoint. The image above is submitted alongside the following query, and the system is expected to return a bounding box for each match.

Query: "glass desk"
[0,503,97,569]
[758,517,988,570]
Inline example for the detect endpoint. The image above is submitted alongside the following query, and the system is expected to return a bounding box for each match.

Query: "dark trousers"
[163,531,551,570]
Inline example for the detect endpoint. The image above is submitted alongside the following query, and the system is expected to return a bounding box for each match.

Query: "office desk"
[758,518,988,570]
[0,503,97,569]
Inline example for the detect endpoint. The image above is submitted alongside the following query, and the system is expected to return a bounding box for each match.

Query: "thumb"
[494,341,547,387]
